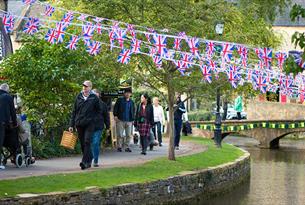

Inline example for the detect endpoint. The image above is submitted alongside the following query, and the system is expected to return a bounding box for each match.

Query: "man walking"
[113,88,135,152]
[174,93,186,150]
[0,83,17,170]
[69,80,101,170]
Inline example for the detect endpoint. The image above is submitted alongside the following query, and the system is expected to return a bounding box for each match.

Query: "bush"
[188,110,214,121]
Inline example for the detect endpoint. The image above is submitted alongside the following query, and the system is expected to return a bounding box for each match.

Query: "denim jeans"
[91,129,103,164]
[174,119,183,147]
[152,122,162,144]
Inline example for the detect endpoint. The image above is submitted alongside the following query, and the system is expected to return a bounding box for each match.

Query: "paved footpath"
[0,140,205,180]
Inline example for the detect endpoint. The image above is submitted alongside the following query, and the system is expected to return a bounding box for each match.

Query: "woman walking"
[135,93,154,155]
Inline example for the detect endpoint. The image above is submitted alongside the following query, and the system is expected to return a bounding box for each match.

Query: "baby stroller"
[1,117,35,168]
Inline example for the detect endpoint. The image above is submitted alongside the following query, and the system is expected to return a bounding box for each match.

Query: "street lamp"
[214,21,224,148]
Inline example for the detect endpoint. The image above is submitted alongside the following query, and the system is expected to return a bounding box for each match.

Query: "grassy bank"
[0,137,244,198]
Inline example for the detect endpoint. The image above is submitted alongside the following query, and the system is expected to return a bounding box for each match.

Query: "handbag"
[60,131,77,150]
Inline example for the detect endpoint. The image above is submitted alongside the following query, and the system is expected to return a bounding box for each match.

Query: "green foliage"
[0,137,244,198]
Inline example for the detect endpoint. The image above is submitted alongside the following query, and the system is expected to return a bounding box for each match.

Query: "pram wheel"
[15,154,23,168]
[25,157,31,167]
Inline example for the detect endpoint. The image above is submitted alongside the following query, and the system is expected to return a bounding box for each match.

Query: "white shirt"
[153,105,165,123]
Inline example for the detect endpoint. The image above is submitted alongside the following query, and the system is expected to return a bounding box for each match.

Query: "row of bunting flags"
[2,0,305,97]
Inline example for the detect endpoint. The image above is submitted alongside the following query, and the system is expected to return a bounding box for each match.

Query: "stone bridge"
[190,120,305,148]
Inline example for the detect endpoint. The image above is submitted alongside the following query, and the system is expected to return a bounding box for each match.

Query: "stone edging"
[1,148,250,205]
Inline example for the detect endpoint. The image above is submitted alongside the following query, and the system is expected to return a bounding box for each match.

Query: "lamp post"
[214,21,224,148]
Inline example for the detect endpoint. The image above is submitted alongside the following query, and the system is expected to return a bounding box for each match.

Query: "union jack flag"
[252,73,268,93]
[45,29,57,44]
[257,60,264,70]
[187,37,200,59]
[115,29,127,49]
[130,38,141,54]
[180,53,193,68]
[108,30,116,51]
[149,46,157,57]
[95,23,102,34]
[61,12,74,24]
[267,84,278,93]
[22,0,36,4]
[127,24,136,39]
[275,52,287,70]
[66,35,80,50]
[221,43,235,62]
[237,46,248,67]
[145,28,155,43]
[205,41,215,59]
[117,49,132,64]
[226,65,240,88]
[2,14,14,33]
[152,55,162,69]
[55,22,68,43]
[166,49,175,60]
[44,5,55,17]
[23,17,39,35]
[82,23,95,41]
[173,37,182,50]
[257,47,272,69]
[112,21,119,31]
[153,34,167,57]
[247,69,253,82]
[280,75,294,95]
[200,64,212,83]
[86,41,102,56]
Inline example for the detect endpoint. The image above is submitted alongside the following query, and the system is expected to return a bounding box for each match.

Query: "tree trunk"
[167,74,175,160]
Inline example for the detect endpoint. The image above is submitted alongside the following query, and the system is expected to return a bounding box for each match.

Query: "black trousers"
[140,135,149,153]
[0,123,5,163]
[237,112,241,120]
[152,122,162,144]
[76,124,94,165]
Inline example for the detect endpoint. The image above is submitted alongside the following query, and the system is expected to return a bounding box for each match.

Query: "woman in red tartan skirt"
[135,93,154,155]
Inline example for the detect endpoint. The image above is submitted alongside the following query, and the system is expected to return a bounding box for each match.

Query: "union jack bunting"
[221,43,235,62]
[117,49,132,64]
[200,64,212,83]
[22,0,36,4]
[93,17,103,23]
[280,75,294,95]
[108,30,116,51]
[257,60,264,70]
[115,29,127,49]
[95,23,102,34]
[127,24,136,38]
[2,14,14,33]
[61,12,74,24]
[153,34,168,57]
[205,41,215,59]
[226,65,240,88]
[44,5,55,17]
[237,46,248,67]
[247,69,253,82]
[152,55,162,69]
[45,29,57,44]
[86,41,102,56]
[275,52,288,70]
[267,84,278,93]
[252,73,268,93]
[180,53,193,68]
[187,37,200,59]
[55,22,68,43]
[82,23,95,41]
[298,86,305,96]
[257,47,272,69]
[66,35,80,50]
[149,46,157,57]
[77,14,88,21]
[145,28,155,43]
[166,49,175,60]
[112,21,119,31]
[130,38,141,54]
[23,17,39,35]
[173,37,182,50]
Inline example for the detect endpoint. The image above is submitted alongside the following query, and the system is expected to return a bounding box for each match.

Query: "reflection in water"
[201,136,305,205]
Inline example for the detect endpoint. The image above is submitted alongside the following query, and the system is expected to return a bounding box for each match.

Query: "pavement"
[0,140,205,180]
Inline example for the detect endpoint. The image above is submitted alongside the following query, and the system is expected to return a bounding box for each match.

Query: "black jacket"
[174,100,186,121]
[95,99,110,131]
[69,92,101,128]
[0,90,17,126]
[113,97,135,122]
[135,103,154,125]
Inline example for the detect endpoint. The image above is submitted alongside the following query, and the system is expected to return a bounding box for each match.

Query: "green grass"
[0,137,244,198]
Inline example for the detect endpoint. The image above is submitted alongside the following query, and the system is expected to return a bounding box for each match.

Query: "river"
[202,136,305,205]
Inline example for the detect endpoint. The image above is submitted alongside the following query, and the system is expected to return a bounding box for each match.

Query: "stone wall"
[245,101,305,120]
[1,150,250,205]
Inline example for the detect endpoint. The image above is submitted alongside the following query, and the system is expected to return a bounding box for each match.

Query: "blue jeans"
[91,129,103,164]
[174,119,183,147]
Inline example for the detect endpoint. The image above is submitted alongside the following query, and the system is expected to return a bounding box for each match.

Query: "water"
[202,136,305,205]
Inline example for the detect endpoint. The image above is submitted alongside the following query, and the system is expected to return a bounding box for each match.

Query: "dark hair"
[141,93,151,104]
[124,87,132,93]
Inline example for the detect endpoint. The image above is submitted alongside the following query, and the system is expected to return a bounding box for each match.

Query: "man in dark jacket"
[91,89,110,167]
[0,83,17,170]
[174,93,186,150]
[69,80,102,170]
[113,88,135,152]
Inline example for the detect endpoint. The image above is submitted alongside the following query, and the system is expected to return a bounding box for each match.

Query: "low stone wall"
[1,149,250,205]
[245,100,305,120]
